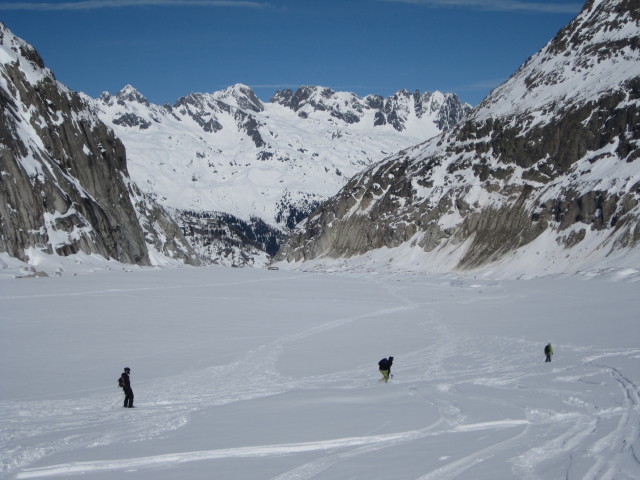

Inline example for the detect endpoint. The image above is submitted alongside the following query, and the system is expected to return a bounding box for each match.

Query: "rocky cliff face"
[0,24,198,266]
[275,0,640,274]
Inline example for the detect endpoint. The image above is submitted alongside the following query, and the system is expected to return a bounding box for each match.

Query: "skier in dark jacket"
[378,356,394,383]
[120,367,134,408]
[544,344,553,363]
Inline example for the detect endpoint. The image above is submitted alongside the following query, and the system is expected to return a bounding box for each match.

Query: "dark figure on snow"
[378,356,394,383]
[544,343,553,363]
[119,367,134,408]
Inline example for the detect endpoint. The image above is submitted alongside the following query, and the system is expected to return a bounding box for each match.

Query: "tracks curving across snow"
[1,269,639,479]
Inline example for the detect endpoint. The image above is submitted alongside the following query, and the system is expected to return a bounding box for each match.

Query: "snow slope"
[1,264,639,479]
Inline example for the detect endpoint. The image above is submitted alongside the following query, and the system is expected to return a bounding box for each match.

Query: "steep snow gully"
[1,267,639,479]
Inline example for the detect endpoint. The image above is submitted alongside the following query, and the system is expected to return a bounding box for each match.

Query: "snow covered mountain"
[90,83,470,265]
[276,0,640,276]
[0,24,198,267]
[0,21,470,269]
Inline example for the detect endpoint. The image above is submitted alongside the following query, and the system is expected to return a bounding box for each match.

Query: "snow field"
[1,265,639,479]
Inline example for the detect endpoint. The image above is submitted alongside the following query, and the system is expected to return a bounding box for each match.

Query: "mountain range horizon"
[1,0,638,277]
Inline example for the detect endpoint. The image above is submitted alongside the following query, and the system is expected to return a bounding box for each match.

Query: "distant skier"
[378,356,394,383]
[544,343,553,363]
[119,367,134,408]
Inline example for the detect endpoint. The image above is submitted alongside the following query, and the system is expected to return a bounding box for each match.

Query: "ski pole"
[110,392,124,408]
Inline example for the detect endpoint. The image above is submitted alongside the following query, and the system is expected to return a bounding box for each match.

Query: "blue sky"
[1,0,582,106]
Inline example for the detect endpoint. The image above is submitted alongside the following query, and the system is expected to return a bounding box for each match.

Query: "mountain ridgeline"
[276,0,640,274]
[90,81,471,266]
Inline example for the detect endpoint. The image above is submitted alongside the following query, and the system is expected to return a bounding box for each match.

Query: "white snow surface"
[1,257,639,479]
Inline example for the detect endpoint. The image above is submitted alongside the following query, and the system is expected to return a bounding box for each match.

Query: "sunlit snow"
[1,257,638,479]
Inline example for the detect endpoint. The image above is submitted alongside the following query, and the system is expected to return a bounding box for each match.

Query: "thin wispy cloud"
[377,0,582,14]
[0,0,268,11]
[249,84,301,89]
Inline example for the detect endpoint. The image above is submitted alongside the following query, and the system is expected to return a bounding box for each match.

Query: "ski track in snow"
[2,273,639,479]
[15,420,529,479]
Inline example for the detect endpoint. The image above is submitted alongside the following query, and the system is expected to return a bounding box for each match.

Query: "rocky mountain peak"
[476,0,640,124]
[270,85,362,119]
[546,0,639,58]
[213,83,264,113]
[270,85,471,131]
[116,84,150,106]
[0,23,49,84]
[1,23,42,68]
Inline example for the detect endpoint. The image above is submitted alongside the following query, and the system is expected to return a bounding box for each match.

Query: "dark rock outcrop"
[176,210,279,267]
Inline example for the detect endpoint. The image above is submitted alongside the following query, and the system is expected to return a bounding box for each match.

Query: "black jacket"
[120,372,131,389]
[378,357,394,371]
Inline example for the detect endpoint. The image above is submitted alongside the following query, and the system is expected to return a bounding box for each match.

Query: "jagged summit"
[117,85,150,105]
[212,83,264,113]
[98,85,151,109]
[270,86,366,124]
[171,83,264,114]
[476,0,640,123]
[0,23,49,84]
[269,85,470,131]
